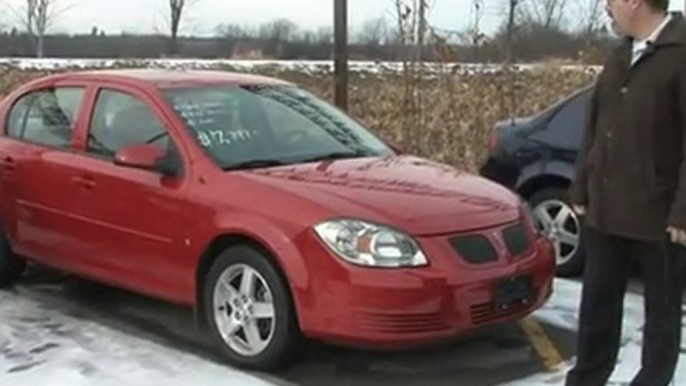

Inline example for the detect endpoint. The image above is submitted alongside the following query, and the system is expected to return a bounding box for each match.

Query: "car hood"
[244,155,521,236]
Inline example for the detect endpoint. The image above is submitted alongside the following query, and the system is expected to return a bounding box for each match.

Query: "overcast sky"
[2,0,686,37]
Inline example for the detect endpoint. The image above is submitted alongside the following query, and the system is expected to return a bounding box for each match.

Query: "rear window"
[530,88,593,150]
[6,87,85,148]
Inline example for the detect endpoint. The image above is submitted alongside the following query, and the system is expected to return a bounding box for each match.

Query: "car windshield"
[161,85,394,170]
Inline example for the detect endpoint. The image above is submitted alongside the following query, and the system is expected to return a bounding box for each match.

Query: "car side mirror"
[114,144,178,176]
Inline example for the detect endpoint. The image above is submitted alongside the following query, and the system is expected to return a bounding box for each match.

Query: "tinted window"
[162,85,393,169]
[533,89,592,150]
[6,87,84,148]
[88,89,169,157]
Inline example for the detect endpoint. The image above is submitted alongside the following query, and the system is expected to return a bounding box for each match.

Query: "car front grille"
[354,312,450,334]
[502,223,531,257]
[448,234,498,264]
[448,222,532,265]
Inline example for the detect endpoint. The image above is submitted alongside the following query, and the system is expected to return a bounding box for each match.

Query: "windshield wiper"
[223,159,286,171]
[300,150,370,164]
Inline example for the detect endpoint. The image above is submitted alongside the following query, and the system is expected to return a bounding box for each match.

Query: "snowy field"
[0,57,603,75]
[1,278,684,386]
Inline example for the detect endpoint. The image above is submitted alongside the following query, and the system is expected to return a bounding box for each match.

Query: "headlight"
[313,219,428,268]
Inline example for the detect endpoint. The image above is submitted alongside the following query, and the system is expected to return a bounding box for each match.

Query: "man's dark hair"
[645,0,669,11]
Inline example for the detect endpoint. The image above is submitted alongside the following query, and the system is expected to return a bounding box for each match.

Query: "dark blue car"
[480,85,594,276]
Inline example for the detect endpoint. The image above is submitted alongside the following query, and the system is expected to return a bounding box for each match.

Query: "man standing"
[567,1,686,385]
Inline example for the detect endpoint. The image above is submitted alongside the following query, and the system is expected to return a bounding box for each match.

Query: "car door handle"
[72,175,96,189]
[1,157,15,171]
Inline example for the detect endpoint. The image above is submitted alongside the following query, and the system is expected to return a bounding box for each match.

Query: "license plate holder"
[493,274,534,311]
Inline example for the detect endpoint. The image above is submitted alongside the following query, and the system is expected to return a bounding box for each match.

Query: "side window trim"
[7,93,33,139]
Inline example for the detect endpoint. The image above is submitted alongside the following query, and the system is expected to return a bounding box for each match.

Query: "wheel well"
[518,175,571,200]
[193,234,291,328]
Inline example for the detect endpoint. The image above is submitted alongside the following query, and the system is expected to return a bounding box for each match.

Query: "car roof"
[40,68,293,88]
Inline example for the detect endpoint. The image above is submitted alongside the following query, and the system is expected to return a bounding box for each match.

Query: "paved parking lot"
[1,267,580,386]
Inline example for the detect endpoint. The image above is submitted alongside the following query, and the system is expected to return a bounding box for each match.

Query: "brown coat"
[569,14,686,242]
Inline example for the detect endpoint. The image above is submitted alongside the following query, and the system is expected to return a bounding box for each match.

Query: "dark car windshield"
[161,85,393,170]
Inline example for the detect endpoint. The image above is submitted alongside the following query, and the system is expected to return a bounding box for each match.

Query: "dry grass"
[0,62,597,172]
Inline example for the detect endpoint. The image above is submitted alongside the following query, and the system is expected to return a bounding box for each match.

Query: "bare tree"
[17,0,64,57]
[357,17,389,45]
[168,0,201,55]
[393,0,424,150]
[519,0,570,30]
[469,0,487,54]
[315,27,333,44]
[216,23,250,39]
[574,0,605,37]
[258,19,298,42]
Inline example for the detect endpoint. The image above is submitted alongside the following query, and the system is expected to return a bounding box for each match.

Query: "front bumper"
[293,221,556,349]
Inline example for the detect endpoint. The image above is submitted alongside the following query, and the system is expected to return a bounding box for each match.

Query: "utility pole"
[506,0,517,66]
[334,0,348,111]
[505,0,519,120]
[416,0,427,61]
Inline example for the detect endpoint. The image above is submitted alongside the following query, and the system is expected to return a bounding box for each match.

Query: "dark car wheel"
[0,230,26,289]
[203,244,301,371]
[528,187,585,276]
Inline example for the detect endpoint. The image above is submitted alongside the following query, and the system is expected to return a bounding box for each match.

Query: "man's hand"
[667,226,686,246]
[573,205,586,216]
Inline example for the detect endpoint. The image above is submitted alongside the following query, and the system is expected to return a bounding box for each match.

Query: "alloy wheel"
[212,263,276,357]
[531,199,581,267]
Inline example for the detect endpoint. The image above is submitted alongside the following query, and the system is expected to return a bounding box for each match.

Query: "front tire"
[528,187,585,277]
[0,230,26,289]
[203,244,301,370]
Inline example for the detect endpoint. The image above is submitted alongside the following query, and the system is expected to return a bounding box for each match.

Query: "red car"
[0,69,555,370]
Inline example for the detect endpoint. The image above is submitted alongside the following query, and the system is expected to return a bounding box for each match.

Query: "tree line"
[0,0,626,64]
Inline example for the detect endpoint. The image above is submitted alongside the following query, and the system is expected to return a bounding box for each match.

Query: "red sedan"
[0,69,555,370]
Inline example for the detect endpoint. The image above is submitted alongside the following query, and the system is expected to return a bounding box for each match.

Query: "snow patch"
[0,290,275,386]
[0,57,603,76]
[3,276,682,385]
[502,278,686,385]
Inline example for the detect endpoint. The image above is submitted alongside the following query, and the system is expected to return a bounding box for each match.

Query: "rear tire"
[202,244,301,371]
[0,230,26,289]
[528,187,585,277]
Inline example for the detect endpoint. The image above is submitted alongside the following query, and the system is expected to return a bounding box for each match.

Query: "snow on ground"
[2,277,684,386]
[0,290,277,386]
[0,57,603,75]
[504,278,686,386]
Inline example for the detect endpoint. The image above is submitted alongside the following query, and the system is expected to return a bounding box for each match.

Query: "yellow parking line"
[518,316,563,372]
